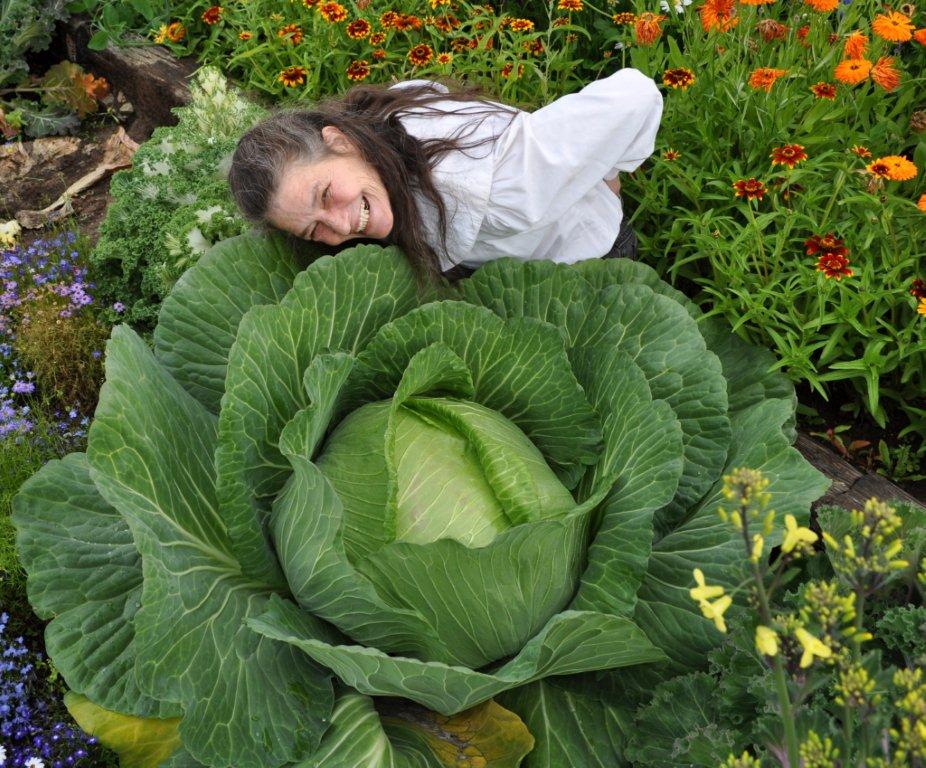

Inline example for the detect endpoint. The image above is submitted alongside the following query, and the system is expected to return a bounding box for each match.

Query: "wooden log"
[795,432,924,511]
[54,14,198,141]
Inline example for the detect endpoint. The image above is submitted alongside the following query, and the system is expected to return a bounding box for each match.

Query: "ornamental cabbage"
[13,234,828,767]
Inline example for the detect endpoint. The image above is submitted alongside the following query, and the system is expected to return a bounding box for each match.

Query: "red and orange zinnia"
[369,31,386,45]
[318,2,348,22]
[346,19,371,39]
[872,11,913,42]
[850,145,871,158]
[201,5,222,24]
[810,82,837,99]
[346,60,371,81]
[663,67,696,90]
[771,144,808,168]
[278,65,307,87]
[733,178,766,201]
[277,23,303,44]
[613,11,636,24]
[816,252,853,280]
[748,67,787,92]
[407,43,434,66]
[557,0,584,10]
[379,10,400,27]
[806,234,852,280]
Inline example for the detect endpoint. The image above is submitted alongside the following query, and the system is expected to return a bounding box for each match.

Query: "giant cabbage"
[13,234,829,767]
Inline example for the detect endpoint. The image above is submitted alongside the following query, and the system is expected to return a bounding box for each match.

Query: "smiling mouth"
[357,197,370,234]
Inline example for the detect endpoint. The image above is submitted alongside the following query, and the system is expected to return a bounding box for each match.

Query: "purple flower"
[112,302,125,314]
[11,381,34,395]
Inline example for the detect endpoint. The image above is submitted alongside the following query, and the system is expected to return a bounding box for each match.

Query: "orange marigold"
[166,21,186,42]
[557,0,584,10]
[201,5,222,24]
[771,144,808,168]
[278,23,303,44]
[748,67,787,92]
[278,65,307,87]
[733,178,766,200]
[867,155,917,181]
[915,28,926,45]
[699,0,738,32]
[834,58,872,86]
[872,11,913,43]
[740,0,774,5]
[635,12,666,44]
[407,43,434,66]
[803,0,837,11]
[919,194,926,212]
[843,31,868,59]
[870,56,900,92]
[810,82,837,99]
[663,67,696,90]
[346,18,371,38]
[318,2,348,22]
[346,60,370,81]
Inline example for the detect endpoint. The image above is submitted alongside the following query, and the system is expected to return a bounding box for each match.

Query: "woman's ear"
[321,125,356,155]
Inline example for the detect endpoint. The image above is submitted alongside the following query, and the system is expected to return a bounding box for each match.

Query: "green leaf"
[12,453,176,718]
[250,597,666,716]
[87,30,110,50]
[87,326,334,767]
[497,678,632,768]
[298,693,534,768]
[154,231,308,413]
[64,692,183,768]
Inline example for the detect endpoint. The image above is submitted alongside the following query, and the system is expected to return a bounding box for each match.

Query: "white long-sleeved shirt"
[391,69,663,271]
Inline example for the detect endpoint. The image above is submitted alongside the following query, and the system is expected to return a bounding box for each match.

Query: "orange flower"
[663,67,696,89]
[635,12,666,44]
[346,60,371,81]
[557,0,584,10]
[431,14,461,32]
[509,18,535,32]
[870,56,900,92]
[369,31,386,45]
[437,52,453,64]
[699,0,738,32]
[740,0,773,5]
[501,62,525,78]
[805,233,848,258]
[372,48,387,59]
[613,11,636,23]
[867,155,917,181]
[346,18,371,38]
[756,19,789,42]
[843,31,868,59]
[394,14,423,31]
[551,16,571,27]
[872,11,913,43]
[278,65,307,87]
[771,144,808,168]
[318,2,348,22]
[238,30,252,40]
[915,29,926,45]
[796,24,810,45]
[278,23,303,44]
[733,178,766,200]
[379,10,399,27]
[201,5,222,24]
[663,149,681,160]
[407,43,434,66]
[919,194,926,212]
[850,145,871,158]
[810,82,837,99]
[803,0,837,11]
[166,21,186,42]
[523,38,544,55]
[748,67,787,92]
[816,252,853,280]
[834,58,872,86]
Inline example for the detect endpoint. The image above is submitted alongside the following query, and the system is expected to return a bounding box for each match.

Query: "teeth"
[357,197,369,234]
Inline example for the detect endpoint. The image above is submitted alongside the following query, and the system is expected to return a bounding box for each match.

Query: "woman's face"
[267,126,394,246]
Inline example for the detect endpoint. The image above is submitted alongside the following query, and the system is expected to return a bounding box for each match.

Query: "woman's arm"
[604,175,621,196]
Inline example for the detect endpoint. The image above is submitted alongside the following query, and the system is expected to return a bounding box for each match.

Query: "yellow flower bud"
[750,534,764,563]
[755,625,778,656]
[782,514,817,554]
[698,594,732,633]
[795,627,832,668]
[690,568,725,603]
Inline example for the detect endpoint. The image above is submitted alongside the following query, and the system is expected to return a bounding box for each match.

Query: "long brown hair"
[227,80,517,281]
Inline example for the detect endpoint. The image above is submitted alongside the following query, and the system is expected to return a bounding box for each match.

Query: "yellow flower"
[795,627,832,667]
[698,594,732,633]
[751,534,764,563]
[755,625,779,656]
[918,298,926,316]
[690,568,725,603]
[782,514,817,554]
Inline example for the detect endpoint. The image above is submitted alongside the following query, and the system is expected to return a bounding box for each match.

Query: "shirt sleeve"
[484,68,663,231]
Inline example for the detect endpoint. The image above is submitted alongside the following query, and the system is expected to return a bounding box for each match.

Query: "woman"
[228,68,663,281]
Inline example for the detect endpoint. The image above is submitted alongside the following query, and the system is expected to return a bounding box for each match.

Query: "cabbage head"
[13,235,829,767]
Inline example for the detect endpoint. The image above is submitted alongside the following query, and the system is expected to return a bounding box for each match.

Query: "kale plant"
[13,238,829,766]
